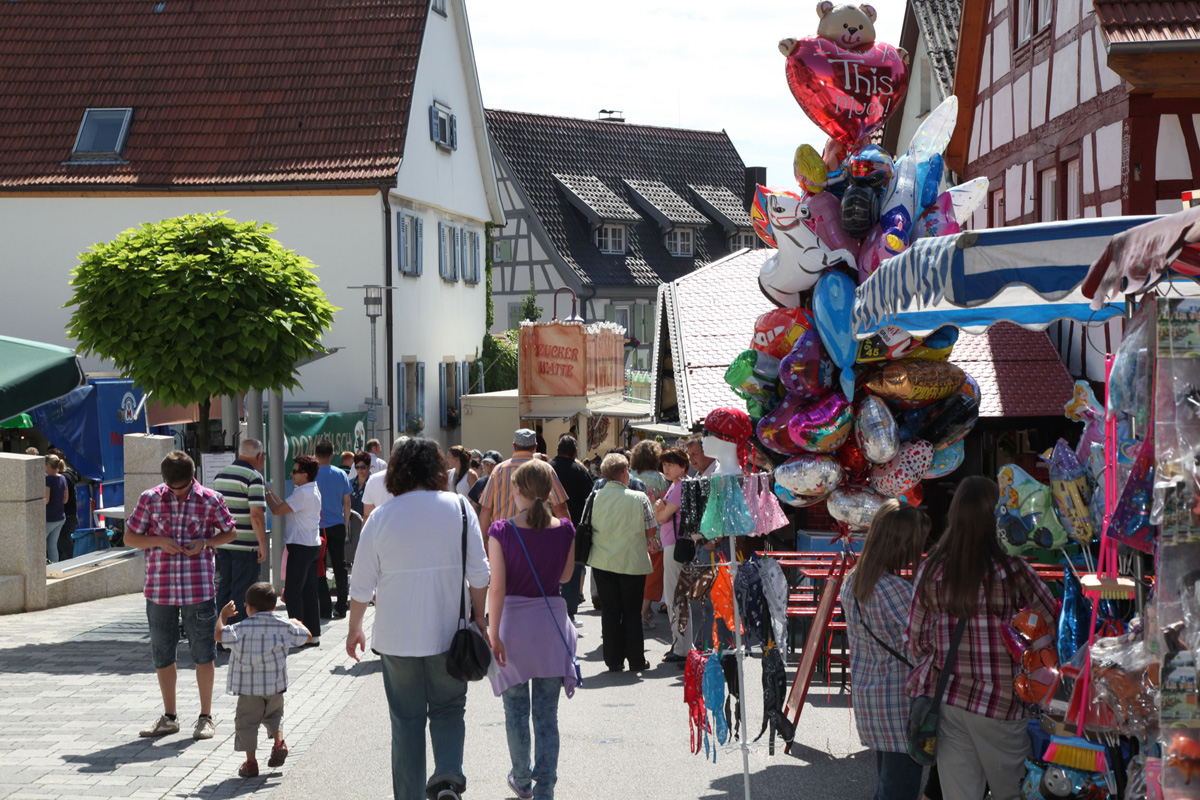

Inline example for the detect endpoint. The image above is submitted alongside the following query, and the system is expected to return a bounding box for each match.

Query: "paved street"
[0,594,872,799]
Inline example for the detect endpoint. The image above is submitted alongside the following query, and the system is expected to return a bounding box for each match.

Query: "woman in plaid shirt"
[907,477,1058,800]
[841,499,930,800]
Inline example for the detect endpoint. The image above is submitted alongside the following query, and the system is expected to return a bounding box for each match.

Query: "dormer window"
[596,224,625,254]
[665,228,693,257]
[70,108,132,162]
[731,231,757,250]
[431,0,447,15]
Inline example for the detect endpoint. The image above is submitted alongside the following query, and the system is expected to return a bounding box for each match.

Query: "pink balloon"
[870,440,935,498]
[856,226,908,283]
[788,392,853,453]
[805,191,862,263]
[756,393,808,456]
[912,193,961,241]
[784,37,910,150]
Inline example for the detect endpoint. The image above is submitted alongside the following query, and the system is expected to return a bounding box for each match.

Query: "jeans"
[216,548,262,624]
[560,563,585,619]
[283,543,322,639]
[875,750,925,800]
[323,524,348,614]
[502,678,562,800]
[379,652,467,800]
[45,519,65,563]
[592,568,646,670]
[57,514,78,562]
[146,599,217,669]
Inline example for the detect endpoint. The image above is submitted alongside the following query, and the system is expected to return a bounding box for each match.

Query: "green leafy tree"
[66,212,336,449]
[519,276,542,323]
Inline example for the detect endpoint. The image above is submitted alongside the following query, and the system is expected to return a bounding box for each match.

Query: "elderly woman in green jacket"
[586,453,657,673]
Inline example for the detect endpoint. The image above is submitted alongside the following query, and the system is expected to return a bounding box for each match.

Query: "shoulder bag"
[445,497,492,682]
[507,520,583,687]
[573,491,595,564]
[906,616,967,766]
[853,596,913,668]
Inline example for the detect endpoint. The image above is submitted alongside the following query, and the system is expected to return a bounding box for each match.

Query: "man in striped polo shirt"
[214,439,268,626]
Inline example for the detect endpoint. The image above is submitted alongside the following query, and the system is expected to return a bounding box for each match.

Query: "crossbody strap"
[456,497,468,627]
[507,519,578,665]
[581,492,594,526]
[853,596,913,668]
[930,617,968,712]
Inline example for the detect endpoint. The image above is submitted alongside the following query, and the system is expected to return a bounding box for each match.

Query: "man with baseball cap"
[477,429,568,538]
[466,450,501,510]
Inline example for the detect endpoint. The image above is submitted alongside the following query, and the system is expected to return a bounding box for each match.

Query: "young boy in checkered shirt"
[214,582,311,778]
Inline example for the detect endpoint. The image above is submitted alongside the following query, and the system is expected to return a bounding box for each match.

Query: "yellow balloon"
[793,144,828,195]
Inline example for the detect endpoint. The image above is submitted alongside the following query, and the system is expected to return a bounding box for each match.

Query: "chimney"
[597,109,626,123]
[744,166,767,209]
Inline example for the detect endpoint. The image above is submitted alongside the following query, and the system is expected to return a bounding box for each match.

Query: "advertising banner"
[266,411,367,473]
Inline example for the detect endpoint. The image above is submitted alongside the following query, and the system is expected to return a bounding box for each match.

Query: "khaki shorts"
[233,693,284,752]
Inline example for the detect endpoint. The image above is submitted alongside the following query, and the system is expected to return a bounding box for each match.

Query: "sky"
[467,0,908,191]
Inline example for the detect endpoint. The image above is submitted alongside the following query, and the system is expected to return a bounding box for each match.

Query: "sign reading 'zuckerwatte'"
[518,322,623,397]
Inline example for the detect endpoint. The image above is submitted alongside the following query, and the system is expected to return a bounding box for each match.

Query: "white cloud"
[467,0,909,190]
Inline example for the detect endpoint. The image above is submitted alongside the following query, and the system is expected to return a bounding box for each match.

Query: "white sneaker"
[192,715,215,740]
[571,618,583,629]
[139,714,180,737]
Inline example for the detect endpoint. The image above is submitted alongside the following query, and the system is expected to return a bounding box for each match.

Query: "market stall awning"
[852,217,1161,339]
[1083,206,1200,307]
[0,336,86,424]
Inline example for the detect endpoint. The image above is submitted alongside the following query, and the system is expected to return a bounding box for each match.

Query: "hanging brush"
[1043,734,1109,772]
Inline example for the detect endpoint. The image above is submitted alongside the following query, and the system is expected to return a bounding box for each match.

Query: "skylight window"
[70,108,132,161]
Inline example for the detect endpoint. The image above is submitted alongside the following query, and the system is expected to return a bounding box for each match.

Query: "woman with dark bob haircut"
[348,438,490,800]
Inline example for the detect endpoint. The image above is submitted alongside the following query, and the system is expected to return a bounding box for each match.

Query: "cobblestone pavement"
[0,593,375,800]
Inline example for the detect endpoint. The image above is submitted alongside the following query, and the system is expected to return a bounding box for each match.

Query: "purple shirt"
[488,519,575,598]
[659,481,682,547]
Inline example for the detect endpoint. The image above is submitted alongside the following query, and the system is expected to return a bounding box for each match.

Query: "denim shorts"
[147,598,217,669]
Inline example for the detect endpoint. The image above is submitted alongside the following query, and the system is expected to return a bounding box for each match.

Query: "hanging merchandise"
[757,558,790,656]
[720,654,744,743]
[757,646,796,755]
[702,654,729,761]
[733,558,770,648]
[684,650,710,756]
[1058,569,1093,667]
[1044,439,1096,547]
[996,464,1070,555]
[701,475,756,540]
[1020,760,1110,800]
[742,473,789,534]
[916,374,980,449]
[1007,607,1061,709]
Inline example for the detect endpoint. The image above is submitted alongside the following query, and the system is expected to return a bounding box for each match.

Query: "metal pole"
[729,529,752,800]
[245,389,264,445]
[268,389,286,591]
[369,316,378,440]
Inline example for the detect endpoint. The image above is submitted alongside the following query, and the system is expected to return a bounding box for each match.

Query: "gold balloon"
[864,360,966,408]
[793,144,828,194]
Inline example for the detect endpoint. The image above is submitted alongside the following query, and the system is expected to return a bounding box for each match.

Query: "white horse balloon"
[751,186,858,307]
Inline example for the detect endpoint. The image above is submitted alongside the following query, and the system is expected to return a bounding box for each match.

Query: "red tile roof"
[949,322,1074,418]
[1094,0,1200,45]
[0,0,427,188]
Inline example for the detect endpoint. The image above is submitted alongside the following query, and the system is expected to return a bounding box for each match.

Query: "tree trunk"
[198,395,212,454]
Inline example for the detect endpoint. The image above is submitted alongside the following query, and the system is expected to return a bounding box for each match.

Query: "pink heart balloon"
[787,391,853,453]
[785,36,909,151]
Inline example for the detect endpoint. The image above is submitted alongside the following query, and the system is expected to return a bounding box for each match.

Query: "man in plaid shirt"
[215,582,311,778]
[125,451,237,741]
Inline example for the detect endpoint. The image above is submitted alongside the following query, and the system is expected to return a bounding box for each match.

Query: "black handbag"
[573,491,595,564]
[445,497,491,683]
[906,616,967,766]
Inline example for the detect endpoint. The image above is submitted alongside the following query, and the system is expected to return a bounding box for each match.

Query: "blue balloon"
[917,154,944,209]
[924,440,965,478]
[894,405,932,443]
[923,325,959,350]
[1058,568,1093,666]
[813,270,858,401]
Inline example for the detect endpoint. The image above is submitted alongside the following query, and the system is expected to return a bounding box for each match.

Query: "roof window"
[70,108,132,162]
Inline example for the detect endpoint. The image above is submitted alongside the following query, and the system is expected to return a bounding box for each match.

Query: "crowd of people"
[94,419,1053,800]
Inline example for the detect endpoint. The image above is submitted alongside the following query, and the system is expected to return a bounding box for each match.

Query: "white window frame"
[613,306,631,337]
[732,231,757,250]
[71,107,133,160]
[1039,168,1058,223]
[1016,0,1051,45]
[991,189,1005,228]
[596,224,626,254]
[429,103,457,150]
[397,212,423,276]
[1065,159,1082,221]
[665,228,693,257]
[431,0,447,15]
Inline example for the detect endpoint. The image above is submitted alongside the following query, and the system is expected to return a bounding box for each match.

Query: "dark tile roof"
[623,179,710,227]
[912,0,963,100]
[486,109,749,287]
[1094,0,1200,45]
[553,174,641,223]
[949,322,1074,417]
[0,0,427,188]
[688,184,754,231]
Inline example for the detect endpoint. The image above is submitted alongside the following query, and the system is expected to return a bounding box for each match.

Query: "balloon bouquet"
[724,2,988,535]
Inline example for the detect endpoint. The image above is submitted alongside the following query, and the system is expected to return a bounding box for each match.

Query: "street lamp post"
[348,284,394,440]
[552,287,584,322]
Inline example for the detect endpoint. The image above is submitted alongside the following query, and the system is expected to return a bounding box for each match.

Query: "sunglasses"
[291,468,304,475]
[355,465,370,470]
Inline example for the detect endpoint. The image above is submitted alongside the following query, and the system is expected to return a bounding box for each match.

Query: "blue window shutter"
[396,362,408,432]
[415,217,424,275]
[452,227,461,281]
[438,222,447,278]
[478,356,486,394]
[397,213,408,274]
[450,114,458,150]
[416,362,426,419]
[429,105,439,142]
[456,361,465,410]
[438,362,449,427]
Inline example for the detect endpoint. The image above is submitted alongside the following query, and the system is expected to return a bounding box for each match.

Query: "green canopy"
[0,336,86,424]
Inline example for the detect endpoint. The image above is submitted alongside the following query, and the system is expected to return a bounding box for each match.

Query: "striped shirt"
[478,456,568,522]
[907,557,1058,720]
[222,611,311,696]
[211,459,265,550]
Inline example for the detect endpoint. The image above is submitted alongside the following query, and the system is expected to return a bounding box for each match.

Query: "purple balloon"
[779,329,835,400]
[788,392,853,453]
[756,393,808,456]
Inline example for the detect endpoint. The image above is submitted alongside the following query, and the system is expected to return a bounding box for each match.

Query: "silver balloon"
[774,454,844,497]
[855,395,900,465]
[827,485,887,529]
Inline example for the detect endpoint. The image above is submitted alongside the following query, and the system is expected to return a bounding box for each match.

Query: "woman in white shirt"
[264,455,323,646]
[347,438,490,800]
[447,445,479,497]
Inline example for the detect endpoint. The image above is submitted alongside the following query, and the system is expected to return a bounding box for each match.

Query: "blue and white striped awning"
[851,217,1161,339]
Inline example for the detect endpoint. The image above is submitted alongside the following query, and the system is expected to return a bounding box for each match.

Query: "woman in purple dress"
[486,459,577,800]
